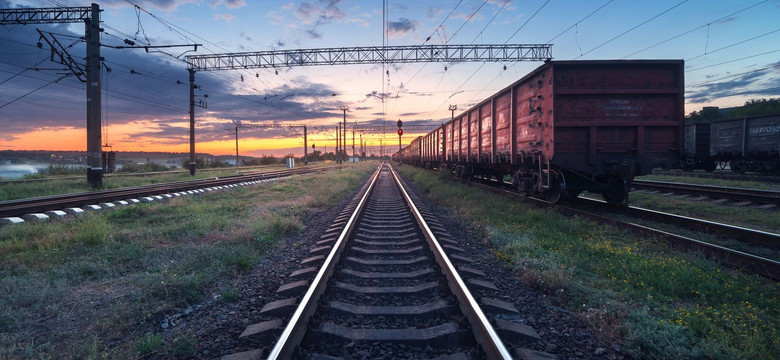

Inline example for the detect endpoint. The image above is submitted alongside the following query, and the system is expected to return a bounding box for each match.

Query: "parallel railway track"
[0,166,335,219]
[225,164,547,359]
[650,170,780,184]
[632,179,780,207]
[462,175,780,281]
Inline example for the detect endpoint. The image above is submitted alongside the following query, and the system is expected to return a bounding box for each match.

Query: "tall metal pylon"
[0,3,103,187]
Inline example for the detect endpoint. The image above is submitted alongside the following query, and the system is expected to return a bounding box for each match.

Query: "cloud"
[687,64,780,103]
[387,18,417,39]
[286,0,346,26]
[282,0,346,39]
[306,29,322,39]
[213,13,235,23]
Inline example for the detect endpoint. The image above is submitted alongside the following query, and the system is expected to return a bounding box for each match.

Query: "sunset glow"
[1,0,778,157]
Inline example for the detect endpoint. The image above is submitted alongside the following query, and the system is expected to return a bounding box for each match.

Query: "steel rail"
[267,164,383,359]
[577,197,780,250]
[649,170,780,184]
[559,199,780,280]
[632,179,780,206]
[460,176,780,280]
[389,165,513,359]
[0,164,288,185]
[0,167,332,218]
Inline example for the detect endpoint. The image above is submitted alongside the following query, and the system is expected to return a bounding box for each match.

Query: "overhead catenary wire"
[0,73,69,109]
[622,0,768,58]
[433,0,553,117]
[575,0,689,59]
[685,27,780,62]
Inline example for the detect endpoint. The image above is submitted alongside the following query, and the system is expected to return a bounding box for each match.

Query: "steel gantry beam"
[0,6,90,24]
[186,44,552,71]
[358,125,440,132]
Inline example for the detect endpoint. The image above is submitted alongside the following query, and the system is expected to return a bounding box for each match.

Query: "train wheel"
[602,177,628,206]
[545,170,566,203]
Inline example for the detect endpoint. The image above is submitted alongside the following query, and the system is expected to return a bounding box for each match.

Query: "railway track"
[463,175,780,281]
[632,179,780,207]
[224,163,548,359]
[0,166,336,220]
[0,164,288,185]
[650,170,780,184]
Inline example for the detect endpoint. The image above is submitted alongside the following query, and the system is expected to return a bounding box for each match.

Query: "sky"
[0,0,779,157]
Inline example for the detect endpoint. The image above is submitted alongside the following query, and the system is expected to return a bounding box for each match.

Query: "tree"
[730,98,780,118]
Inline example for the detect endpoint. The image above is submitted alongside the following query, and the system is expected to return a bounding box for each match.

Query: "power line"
[448,0,488,43]
[623,0,768,58]
[686,27,780,62]
[422,0,463,44]
[470,0,511,44]
[546,0,614,43]
[576,0,689,59]
[686,49,780,72]
[434,0,553,117]
[504,0,552,44]
[0,56,49,85]
[0,73,69,109]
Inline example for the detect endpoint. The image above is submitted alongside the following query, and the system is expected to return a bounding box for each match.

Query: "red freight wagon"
[431,60,684,205]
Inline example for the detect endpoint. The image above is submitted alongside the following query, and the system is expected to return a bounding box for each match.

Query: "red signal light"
[397,129,403,136]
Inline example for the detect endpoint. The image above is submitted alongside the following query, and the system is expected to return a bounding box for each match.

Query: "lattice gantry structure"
[186,44,552,71]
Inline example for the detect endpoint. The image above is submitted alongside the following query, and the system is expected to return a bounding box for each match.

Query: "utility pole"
[336,123,341,164]
[85,3,101,187]
[352,123,355,159]
[449,104,457,120]
[340,105,348,163]
[225,126,240,166]
[188,69,196,175]
[303,125,308,165]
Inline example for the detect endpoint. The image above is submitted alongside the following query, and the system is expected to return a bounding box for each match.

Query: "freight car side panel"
[746,115,780,157]
[495,92,512,156]
[712,115,780,158]
[438,127,445,162]
[513,67,549,158]
[480,103,492,157]
[551,62,683,175]
[469,111,479,160]
[460,115,469,162]
[710,120,744,158]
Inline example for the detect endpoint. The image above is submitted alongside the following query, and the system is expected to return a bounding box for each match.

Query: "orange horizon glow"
[1,122,425,156]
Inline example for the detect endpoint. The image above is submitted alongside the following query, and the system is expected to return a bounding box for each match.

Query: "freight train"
[392,60,686,205]
[684,114,780,174]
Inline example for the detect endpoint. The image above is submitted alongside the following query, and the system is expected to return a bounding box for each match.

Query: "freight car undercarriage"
[443,155,633,206]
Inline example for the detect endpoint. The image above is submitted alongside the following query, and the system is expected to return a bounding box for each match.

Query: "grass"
[397,166,779,360]
[0,162,376,359]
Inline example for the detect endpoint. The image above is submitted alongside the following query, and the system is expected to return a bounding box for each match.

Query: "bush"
[117,162,170,173]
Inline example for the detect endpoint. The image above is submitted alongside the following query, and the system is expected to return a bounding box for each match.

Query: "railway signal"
[397,121,403,165]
